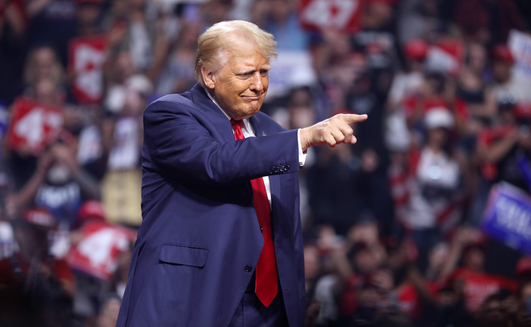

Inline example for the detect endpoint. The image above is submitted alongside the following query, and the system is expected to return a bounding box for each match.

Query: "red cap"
[22,208,56,228]
[491,45,514,64]
[517,257,531,276]
[404,39,428,61]
[78,200,106,222]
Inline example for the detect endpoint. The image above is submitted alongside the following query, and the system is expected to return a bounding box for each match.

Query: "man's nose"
[250,72,264,92]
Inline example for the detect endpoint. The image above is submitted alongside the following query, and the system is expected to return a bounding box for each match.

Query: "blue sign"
[482,182,531,255]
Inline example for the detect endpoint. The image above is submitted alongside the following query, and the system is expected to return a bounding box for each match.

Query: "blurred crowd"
[0,0,531,326]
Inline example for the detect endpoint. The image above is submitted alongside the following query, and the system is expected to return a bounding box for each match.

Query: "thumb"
[342,114,368,124]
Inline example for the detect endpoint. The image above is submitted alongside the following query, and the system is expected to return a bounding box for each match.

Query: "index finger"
[341,114,368,124]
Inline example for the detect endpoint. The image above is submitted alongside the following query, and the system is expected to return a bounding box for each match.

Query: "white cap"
[424,108,454,129]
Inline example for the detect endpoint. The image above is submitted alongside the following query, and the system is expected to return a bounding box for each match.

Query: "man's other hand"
[299,114,368,152]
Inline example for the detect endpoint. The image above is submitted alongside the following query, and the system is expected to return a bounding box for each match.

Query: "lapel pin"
[262,132,266,136]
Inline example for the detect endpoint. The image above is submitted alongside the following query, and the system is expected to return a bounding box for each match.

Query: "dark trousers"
[228,292,289,327]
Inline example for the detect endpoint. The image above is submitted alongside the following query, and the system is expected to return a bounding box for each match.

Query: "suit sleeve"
[143,99,300,186]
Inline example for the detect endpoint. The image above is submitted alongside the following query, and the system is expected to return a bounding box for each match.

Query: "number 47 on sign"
[7,97,63,154]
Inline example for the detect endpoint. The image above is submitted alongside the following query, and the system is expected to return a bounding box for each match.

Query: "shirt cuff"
[297,129,307,167]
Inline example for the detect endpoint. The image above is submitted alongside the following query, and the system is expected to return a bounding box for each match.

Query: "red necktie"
[231,119,278,307]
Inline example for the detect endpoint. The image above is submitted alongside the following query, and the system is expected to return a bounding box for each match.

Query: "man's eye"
[260,70,268,76]
[240,72,253,77]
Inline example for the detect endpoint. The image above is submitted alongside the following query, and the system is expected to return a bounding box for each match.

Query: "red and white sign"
[453,268,517,314]
[69,35,107,104]
[67,220,136,281]
[299,0,363,33]
[7,97,63,154]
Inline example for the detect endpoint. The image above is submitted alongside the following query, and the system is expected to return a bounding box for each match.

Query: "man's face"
[205,42,271,120]
[492,60,512,84]
[464,247,485,271]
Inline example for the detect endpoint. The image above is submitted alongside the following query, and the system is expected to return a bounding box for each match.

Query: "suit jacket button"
[244,265,252,273]
[285,164,290,171]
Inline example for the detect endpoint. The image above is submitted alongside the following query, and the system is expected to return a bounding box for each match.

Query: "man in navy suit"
[116,20,367,327]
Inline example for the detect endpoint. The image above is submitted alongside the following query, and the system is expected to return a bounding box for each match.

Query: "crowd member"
[75,0,103,38]
[68,200,107,324]
[389,108,468,274]
[403,71,469,135]
[0,208,74,327]
[0,0,530,326]
[6,130,101,225]
[437,227,517,315]
[23,46,65,100]
[265,0,308,51]
[398,0,448,45]
[249,0,269,29]
[470,96,531,224]
[453,0,523,46]
[104,0,159,73]
[491,45,531,104]
[0,0,26,104]
[25,0,77,66]
[306,143,365,233]
[456,42,497,130]
[475,290,531,327]
[199,0,234,29]
[154,21,201,95]
[387,38,428,112]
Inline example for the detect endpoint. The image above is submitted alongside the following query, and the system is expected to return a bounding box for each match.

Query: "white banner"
[508,29,531,86]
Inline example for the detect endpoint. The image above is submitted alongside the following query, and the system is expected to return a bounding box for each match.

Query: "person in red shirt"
[439,228,517,315]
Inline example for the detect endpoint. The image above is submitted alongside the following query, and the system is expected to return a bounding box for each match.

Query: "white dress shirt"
[206,91,307,206]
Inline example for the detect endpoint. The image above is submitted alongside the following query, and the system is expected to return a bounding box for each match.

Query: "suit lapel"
[249,114,267,138]
[190,84,234,144]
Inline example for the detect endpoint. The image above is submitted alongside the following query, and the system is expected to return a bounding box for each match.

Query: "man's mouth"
[242,95,261,101]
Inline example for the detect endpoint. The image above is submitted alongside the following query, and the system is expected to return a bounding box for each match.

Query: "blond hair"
[195,20,277,87]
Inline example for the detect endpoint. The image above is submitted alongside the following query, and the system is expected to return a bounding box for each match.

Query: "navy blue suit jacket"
[116,85,306,327]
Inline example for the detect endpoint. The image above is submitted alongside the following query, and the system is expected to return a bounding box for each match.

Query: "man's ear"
[201,66,215,89]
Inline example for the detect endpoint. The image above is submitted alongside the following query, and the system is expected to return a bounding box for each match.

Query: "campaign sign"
[67,220,136,281]
[299,0,363,33]
[508,29,531,86]
[7,97,63,154]
[482,183,531,255]
[69,35,107,104]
